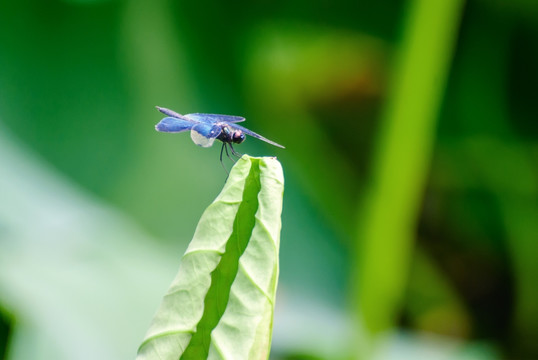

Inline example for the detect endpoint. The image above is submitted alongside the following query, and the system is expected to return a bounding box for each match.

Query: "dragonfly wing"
[156,106,188,119]
[190,123,222,148]
[155,117,195,133]
[185,113,245,124]
[228,123,285,148]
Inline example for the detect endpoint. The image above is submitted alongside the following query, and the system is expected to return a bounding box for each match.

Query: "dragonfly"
[155,106,284,170]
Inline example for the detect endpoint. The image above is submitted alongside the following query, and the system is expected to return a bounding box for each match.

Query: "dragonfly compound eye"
[233,131,246,144]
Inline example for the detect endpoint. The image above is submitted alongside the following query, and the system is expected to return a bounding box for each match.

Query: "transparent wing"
[184,113,245,124]
[228,123,285,148]
[155,117,195,133]
[190,123,222,148]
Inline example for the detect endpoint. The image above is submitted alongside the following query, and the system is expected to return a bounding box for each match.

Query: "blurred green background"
[1,0,537,359]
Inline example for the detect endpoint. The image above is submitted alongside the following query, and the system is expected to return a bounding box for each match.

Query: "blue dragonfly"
[155,106,284,170]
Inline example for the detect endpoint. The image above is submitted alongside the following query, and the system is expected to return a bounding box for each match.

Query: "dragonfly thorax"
[218,125,245,144]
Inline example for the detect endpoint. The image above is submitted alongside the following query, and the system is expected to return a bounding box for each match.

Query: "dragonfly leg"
[224,142,236,163]
[220,143,229,175]
[229,143,243,158]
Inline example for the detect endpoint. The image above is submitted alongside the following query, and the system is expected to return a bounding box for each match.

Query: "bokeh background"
[1,0,537,359]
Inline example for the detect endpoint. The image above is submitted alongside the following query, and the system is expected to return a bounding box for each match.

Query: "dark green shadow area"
[0,309,12,360]
[181,159,261,359]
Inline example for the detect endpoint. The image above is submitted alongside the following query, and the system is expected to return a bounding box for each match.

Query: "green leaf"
[137,155,284,360]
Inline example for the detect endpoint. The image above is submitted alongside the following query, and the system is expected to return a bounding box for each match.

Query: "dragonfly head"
[232,130,246,144]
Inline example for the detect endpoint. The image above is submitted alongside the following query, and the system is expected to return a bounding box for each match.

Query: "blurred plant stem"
[120,0,196,134]
[353,0,465,350]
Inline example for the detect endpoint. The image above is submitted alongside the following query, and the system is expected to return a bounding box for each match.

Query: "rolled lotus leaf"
[137,155,284,360]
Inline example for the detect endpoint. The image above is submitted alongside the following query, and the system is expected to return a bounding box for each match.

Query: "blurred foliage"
[1,0,537,359]
[354,0,464,348]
